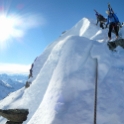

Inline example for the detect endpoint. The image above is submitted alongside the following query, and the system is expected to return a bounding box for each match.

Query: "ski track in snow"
[0,17,124,124]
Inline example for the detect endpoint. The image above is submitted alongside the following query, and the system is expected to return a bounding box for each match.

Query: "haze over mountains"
[0,74,28,100]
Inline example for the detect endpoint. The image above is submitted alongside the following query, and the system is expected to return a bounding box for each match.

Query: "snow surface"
[0,18,124,124]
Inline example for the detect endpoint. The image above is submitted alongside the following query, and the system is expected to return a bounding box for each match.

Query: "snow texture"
[0,18,124,124]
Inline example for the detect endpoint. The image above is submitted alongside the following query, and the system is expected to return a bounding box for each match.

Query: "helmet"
[106,10,110,15]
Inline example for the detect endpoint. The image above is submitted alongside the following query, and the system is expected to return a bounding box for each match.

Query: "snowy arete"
[0,17,124,124]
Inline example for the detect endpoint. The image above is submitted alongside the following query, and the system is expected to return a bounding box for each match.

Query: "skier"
[94,10,107,29]
[105,5,120,40]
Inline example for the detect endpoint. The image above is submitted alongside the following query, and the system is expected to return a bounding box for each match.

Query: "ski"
[94,9,98,13]
[108,3,111,9]
[108,3,114,13]
[94,9,100,16]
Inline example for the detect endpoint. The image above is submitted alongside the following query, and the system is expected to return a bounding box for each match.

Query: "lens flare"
[0,15,14,41]
[0,13,44,50]
[0,3,45,51]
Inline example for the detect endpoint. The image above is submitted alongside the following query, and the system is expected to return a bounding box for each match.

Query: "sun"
[0,11,42,50]
[0,14,15,43]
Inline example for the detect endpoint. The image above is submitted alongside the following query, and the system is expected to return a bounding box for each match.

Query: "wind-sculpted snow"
[91,41,124,124]
[27,36,96,124]
[61,18,108,42]
[0,17,124,124]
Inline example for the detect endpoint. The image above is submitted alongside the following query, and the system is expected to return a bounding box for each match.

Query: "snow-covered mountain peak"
[74,17,90,29]
[62,17,108,43]
[0,17,124,124]
[0,80,11,88]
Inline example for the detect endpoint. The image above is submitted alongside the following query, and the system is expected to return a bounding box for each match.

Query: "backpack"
[98,14,106,21]
[112,13,119,23]
[108,6,119,23]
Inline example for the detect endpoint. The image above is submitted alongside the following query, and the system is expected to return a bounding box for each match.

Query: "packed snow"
[0,18,124,124]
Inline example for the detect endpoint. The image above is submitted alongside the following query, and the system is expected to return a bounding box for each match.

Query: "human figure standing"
[105,5,120,40]
[94,10,107,29]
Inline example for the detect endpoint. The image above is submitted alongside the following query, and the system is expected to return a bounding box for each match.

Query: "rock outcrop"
[0,109,29,124]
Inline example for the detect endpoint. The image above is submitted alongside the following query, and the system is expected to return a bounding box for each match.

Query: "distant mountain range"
[0,73,28,100]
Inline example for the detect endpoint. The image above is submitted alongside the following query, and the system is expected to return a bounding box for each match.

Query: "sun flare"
[0,14,16,42]
[0,10,43,50]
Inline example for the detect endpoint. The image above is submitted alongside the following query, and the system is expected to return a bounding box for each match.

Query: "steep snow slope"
[28,18,107,85]
[91,42,124,124]
[27,36,96,124]
[0,18,124,124]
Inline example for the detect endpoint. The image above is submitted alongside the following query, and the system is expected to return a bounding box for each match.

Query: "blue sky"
[0,0,124,73]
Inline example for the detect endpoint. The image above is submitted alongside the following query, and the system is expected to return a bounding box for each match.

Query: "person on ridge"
[105,9,120,41]
[94,10,107,29]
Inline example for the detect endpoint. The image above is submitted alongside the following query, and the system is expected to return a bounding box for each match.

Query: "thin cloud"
[9,13,46,38]
[0,63,31,74]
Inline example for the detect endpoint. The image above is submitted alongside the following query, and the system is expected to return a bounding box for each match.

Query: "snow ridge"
[0,17,124,124]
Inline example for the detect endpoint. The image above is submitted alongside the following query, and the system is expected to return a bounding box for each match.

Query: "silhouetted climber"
[94,9,107,29]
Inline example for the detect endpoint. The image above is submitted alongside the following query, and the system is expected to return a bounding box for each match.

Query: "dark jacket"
[96,14,106,25]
